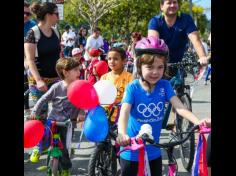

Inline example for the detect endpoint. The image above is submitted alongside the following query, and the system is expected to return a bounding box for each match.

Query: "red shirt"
[87,59,99,85]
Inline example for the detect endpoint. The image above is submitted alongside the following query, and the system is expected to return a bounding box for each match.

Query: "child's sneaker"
[30,147,40,163]
[61,169,71,176]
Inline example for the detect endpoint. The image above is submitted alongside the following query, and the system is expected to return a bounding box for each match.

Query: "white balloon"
[94,80,117,105]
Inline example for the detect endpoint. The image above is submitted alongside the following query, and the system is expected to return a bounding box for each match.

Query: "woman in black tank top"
[24,2,61,118]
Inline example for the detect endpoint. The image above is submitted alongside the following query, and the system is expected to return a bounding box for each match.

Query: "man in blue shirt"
[24,1,36,38]
[148,0,209,140]
[148,0,208,65]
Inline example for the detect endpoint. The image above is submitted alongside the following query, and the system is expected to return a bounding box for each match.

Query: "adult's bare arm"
[148,29,160,37]
[24,43,47,91]
[188,31,208,66]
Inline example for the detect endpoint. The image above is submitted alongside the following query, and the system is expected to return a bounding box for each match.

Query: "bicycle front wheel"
[88,143,117,176]
[46,156,61,176]
[176,94,195,172]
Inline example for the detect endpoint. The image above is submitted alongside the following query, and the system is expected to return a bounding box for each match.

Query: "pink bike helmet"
[135,36,169,57]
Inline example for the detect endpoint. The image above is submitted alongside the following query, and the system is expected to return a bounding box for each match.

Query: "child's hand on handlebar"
[116,133,130,146]
[198,118,211,128]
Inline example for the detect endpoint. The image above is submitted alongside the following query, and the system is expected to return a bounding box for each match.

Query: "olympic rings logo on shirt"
[137,102,164,118]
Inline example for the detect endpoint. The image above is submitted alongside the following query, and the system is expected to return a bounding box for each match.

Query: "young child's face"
[107,51,125,73]
[64,66,81,83]
[141,56,165,85]
[73,53,81,60]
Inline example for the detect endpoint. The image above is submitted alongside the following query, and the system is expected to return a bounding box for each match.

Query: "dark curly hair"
[161,0,180,5]
[108,47,127,60]
[30,2,57,21]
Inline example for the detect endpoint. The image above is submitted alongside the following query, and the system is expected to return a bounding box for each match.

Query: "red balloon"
[24,120,44,148]
[67,80,99,109]
[94,61,109,77]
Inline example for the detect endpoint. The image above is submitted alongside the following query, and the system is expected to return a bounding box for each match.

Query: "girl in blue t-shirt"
[116,36,211,176]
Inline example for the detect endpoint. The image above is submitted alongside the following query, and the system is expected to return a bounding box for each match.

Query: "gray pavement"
[24,79,211,176]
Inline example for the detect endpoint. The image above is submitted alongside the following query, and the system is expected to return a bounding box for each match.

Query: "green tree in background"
[180,1,209,36]
[100,0,159,41]
[65,0,121,32]
[60,0,209,41]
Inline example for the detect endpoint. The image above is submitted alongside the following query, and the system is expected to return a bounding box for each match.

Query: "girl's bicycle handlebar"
[140,125,199,148]
[117,124,211,155]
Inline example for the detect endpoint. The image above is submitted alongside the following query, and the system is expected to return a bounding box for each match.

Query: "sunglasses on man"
[24,12,31,16]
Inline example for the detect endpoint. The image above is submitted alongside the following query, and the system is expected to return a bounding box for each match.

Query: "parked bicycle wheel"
[88,143,117,176]
[176,94,195,172]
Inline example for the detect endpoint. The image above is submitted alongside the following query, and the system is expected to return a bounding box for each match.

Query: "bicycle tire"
[176,94,195,172]
[46,155,61,176]
[88,143,117,176]
[51,157,60,176]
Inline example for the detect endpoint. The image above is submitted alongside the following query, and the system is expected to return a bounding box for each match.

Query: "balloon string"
[77,122,84,149]
[100,103,116,106]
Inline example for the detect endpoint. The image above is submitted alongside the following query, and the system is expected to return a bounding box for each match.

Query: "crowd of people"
[24,0,211,176]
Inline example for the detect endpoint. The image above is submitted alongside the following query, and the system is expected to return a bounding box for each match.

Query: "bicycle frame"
[35,119,71,176]
[166,147,178,176]
[162,64,191,129]
[162,61,200,172]
[46,120,65,176]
